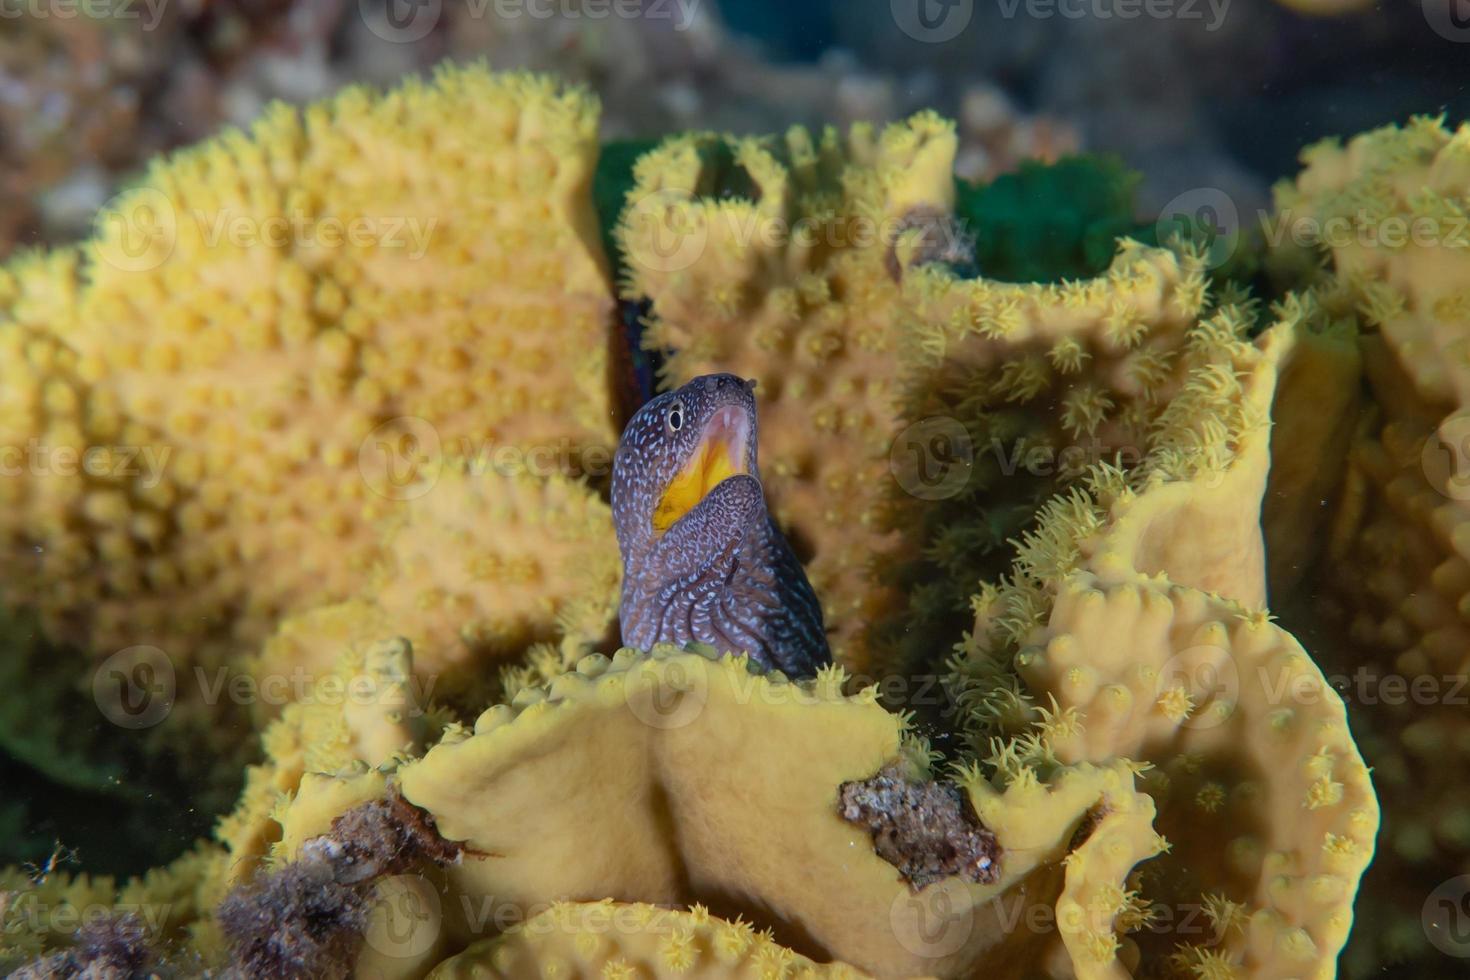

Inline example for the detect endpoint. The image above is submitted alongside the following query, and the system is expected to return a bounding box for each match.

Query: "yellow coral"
[428,901,871,979]
[251,462,620,716]
[950,312,1378,976]
[244,644,1159,979]
[215,636,433,887]
[0,843,225,968]
[1266,115,1470,972]
[1016,575,1376,977]
[0,64,615,687]
[1260,289,1361,598]
[617,119,1223,679]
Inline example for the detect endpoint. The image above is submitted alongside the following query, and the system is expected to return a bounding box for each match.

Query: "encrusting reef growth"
[1264,116,1470,976]
[11,61,1460,979]
[0,67,620,769]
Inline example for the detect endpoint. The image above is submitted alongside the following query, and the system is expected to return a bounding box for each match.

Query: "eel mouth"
[652,404,751,534]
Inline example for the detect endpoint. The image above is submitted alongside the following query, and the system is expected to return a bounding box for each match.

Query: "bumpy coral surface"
[949,312,1379,977]
[240,643,1159,979]
[251,462,621,717]
[616,118,1215,681]
[430,900,874,979]
[0,64,616,672]
[1267,116,1470,974]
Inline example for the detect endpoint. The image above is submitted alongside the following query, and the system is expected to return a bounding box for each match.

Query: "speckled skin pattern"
[612,374,831,677]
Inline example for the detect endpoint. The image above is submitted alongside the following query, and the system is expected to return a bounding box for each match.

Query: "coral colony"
[12,62,1470,977]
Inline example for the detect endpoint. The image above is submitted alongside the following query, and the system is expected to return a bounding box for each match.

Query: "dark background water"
[720,0,1470,210]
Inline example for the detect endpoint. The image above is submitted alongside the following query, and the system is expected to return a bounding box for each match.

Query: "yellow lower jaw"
[652,441,740,534]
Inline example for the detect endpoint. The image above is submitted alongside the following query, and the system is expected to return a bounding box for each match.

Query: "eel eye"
[667,400,684,433]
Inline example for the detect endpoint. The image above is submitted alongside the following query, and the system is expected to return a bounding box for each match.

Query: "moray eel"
[611,373,831,678]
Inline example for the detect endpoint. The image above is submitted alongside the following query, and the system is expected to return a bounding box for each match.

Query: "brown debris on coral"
[216,855,369,979]
[217,789,460,980]
[304,791,466,885]
[1066,802,1111,853]
[7,912,158,980]
[838,763,1001,890]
